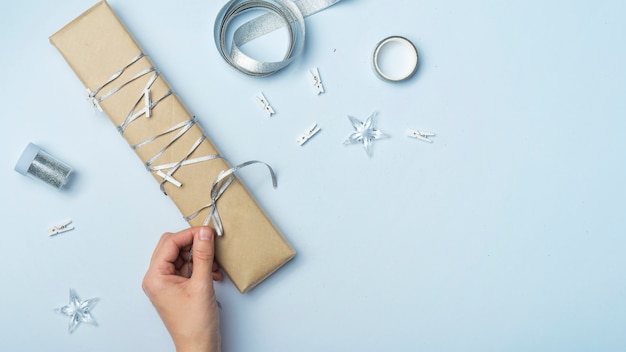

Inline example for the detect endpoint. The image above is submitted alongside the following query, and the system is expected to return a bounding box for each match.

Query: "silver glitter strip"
[27,150,72,189]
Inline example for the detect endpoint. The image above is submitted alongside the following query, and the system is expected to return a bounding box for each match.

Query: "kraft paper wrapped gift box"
[50,0,295,293]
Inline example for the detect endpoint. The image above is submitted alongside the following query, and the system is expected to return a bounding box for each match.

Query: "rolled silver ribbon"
[214,0,341,76]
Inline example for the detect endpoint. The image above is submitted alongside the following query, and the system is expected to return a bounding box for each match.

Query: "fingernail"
[199,227,211,241]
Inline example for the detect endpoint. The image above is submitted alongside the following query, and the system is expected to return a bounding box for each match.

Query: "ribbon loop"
[185,160,278,236]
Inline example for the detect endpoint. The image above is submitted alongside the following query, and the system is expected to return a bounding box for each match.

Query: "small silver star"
[343,112,388,156]
[55,288,99,334]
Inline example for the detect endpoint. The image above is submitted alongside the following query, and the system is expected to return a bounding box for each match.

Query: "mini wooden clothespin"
[49,220,75,236]
[142,88,153,118]
[130,88,153,120]
[137,88,152,117]
[407,129,435,143]
[256,92,275,117]
[309,67,325,95]
[86,88,103,113]
[297,124,321,146]
[156,170,183,188]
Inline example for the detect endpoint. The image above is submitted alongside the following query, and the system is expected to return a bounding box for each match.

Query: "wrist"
[173,325,221,352]
[175,336,220,352]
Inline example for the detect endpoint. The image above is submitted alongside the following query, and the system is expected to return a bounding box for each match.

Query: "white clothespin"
[49,220,75,236]
[309,67,325,95]
[143,88,153,118]
[407,129,435,143]
[156,170,183,188]
[256,92,275,117]
[297,124,321,146]
[131,88,153,120]
[86,88,103,113]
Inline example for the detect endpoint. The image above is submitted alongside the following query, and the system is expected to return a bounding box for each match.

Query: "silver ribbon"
[184,160,277,236]
[215,0,342,76]
[87,53,150,110]
[86,52,278,236]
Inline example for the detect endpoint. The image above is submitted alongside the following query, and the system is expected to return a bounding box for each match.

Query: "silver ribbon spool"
[214,0,341,76]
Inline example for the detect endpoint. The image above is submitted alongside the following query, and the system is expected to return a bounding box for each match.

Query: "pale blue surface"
[1,1,625,351]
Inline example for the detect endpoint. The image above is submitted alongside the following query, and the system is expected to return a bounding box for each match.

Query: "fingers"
[187,260,223,279]
[150,229,194,274]
[144,227,221,299]
[212,262,224,281]
[189,227,217,284]
[189,259,224,281]
[148,227,222,281]
[149,231,172,263]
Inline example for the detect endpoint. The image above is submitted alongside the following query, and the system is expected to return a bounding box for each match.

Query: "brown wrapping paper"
[50,0,295,293]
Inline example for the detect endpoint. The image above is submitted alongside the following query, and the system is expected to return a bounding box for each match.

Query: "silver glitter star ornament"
[55,288,99,333]
[343,112,388,156]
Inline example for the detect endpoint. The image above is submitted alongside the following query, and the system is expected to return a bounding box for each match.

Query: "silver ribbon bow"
[184,160,278,236]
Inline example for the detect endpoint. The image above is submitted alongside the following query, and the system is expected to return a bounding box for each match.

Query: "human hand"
[142,227,223,352]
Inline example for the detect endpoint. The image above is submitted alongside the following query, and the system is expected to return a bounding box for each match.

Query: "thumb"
[190,227,216,282]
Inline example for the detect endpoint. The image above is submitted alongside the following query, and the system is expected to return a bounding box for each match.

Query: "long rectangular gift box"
[50,0,295,293]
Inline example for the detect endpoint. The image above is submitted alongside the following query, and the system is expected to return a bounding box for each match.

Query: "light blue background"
[1,0,625,351]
